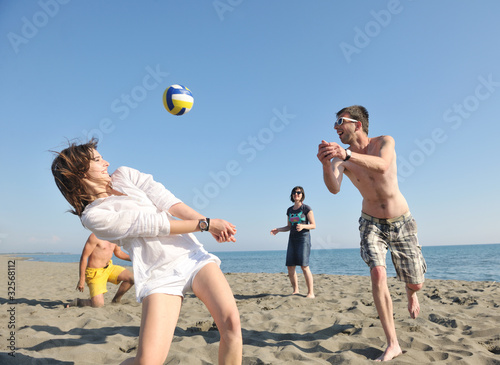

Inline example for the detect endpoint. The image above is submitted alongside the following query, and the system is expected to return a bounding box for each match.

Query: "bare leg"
[406,283,423,319]
[112,270,134,304]
[371,266,402,362]
[192,263,242,365]
[120,293,183,365]
[66,293,104,308]
[65,298,91,308]
[90,293,105,307]
[301,266,315,298]
[287,266,299,294]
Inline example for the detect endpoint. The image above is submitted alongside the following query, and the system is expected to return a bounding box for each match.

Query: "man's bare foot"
[406,287,420,319]
[292,291,300,295]
[375,344,402,361]
[65,298,79,308]
[306,293,315,298]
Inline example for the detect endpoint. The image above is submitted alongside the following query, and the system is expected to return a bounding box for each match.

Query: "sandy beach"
[1,255,499,364]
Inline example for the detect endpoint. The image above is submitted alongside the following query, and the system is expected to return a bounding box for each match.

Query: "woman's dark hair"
[290,186,305,203]
[51,138,99,217]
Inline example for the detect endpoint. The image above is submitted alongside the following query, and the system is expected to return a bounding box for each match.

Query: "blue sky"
[1,1,499,254]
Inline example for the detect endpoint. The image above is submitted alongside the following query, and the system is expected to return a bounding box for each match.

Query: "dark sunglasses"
[293,191,302,195]
[335,116,359,127]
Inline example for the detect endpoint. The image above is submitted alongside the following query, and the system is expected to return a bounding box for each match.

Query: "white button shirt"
[81,166,206,301]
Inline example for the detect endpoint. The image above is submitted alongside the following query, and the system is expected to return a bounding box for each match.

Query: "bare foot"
[306,293,315,298]
[65,298,79,308]
[375,344,402,361]
[292,291,300,295]
[406,287,420,319]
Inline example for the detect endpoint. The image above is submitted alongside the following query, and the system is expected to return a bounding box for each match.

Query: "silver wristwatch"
[344,149,351,161]
[199,218,210,232]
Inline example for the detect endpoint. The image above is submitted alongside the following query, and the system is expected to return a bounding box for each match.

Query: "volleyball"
[163,84,194,115]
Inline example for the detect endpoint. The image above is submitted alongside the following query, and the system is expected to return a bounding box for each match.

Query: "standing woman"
[271,186,316,298]
[51,139,242,365]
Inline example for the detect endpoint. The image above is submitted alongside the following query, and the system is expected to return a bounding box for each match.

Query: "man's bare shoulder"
[367,135,395,153]
[371,135,394,144]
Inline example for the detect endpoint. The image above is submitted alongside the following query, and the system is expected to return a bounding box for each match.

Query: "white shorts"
[144,249,221,300]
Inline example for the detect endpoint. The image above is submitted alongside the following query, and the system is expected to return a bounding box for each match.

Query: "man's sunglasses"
[293,191,302,195]
[335,117,359,127]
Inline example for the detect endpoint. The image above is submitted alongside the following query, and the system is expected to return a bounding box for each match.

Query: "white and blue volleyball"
[163,84,194,115]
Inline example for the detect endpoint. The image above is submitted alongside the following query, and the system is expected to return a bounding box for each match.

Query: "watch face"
[200,221,208,230]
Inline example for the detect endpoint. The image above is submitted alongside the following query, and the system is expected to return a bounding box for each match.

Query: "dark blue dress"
[285,204,312,266]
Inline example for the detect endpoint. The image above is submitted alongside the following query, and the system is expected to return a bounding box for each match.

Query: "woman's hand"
[270,228,279,236]
[209,218,237,242]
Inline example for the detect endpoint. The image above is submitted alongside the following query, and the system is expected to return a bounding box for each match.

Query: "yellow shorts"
[85,260,126,298]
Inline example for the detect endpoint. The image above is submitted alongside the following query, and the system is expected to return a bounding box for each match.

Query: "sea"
[10,243,500,282]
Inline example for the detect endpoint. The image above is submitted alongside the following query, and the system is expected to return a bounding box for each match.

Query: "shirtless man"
[69,233,134,308]
[317,105,426,362]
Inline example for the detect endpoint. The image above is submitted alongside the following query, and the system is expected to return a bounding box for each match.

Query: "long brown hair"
[51,138,99,217]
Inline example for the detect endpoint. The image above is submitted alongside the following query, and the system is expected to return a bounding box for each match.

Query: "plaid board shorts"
[359,211,427,284]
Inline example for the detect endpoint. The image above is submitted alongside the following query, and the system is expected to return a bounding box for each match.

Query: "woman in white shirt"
[52,139,242,365]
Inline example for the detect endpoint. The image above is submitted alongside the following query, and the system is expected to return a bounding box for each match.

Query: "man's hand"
[76,280,85,292]
[318,140,346,195]
[209,218,237,243]
[317,140,346,164]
